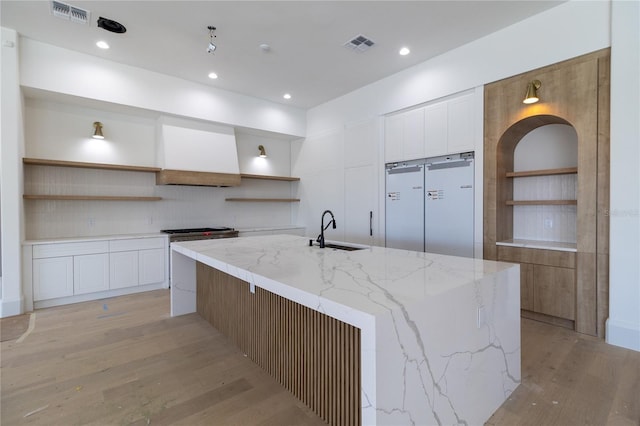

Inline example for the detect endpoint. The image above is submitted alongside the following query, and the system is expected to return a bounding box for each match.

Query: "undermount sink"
[325,242,365,251]
[310,241,365,251]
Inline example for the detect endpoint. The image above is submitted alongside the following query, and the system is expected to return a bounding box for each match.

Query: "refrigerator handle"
[369,211,373,236]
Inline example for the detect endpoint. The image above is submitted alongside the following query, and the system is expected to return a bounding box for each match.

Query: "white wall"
[25,98,157,166]
[607,0,640,351]
[19,38,306,138]
[22,98,298,239]
[306,1,610,135]
[0,31,307,316]
[298,1,610,258]
[0,28,25,316]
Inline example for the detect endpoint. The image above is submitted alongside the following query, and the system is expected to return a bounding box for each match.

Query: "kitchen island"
[170,234,520,425]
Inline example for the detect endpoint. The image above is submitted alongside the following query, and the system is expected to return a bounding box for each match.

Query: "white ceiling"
[1,1,563,109]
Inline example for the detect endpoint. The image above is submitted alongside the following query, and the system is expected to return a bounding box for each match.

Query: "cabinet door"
[533,264,576,320]
[402,108,425,160]
[345,165,376,245]
[139,248,165,286]
[74,253,109,295]
[33,256,73,301]
[424,102,448,157]
[520,263,535,311]
[110,251,139,289]
[447,94,475,154]
[384,114,404,163]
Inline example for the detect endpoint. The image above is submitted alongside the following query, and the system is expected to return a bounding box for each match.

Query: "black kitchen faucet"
[317,210,336,248]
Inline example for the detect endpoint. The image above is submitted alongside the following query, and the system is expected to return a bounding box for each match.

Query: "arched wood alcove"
[484,49,610,337]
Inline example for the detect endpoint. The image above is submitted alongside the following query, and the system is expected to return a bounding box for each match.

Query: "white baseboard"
[606,317,640,352]
[0,296,23,318]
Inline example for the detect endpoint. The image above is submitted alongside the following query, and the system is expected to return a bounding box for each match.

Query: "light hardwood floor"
[2,290,639,425]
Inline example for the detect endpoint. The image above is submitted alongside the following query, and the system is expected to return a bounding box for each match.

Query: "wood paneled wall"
[484,49,610,337]
[196,262,361,425]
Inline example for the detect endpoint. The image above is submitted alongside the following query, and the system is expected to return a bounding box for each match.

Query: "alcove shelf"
[506,167,578,178]
[225,198,300,202]
[506,200,577,206]
[240,173,300,182]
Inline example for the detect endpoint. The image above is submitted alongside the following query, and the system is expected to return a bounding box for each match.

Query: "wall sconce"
[523,80,541,104]
[258,145,267,158]
[92,122,105,139]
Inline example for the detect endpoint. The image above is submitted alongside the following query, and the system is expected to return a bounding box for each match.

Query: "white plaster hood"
[155,116,241,186]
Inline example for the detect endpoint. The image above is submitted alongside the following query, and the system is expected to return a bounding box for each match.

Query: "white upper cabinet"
[447,93,475,154]
[384,114,404,163]
[424,103,448,158]
[384,108,425,163]
[386,91,476,163]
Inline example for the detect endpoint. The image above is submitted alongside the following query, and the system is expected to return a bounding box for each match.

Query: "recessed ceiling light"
[283,93,292,100]
[208,72,218,79]
[399,47,410,56]
[96,40,109,49]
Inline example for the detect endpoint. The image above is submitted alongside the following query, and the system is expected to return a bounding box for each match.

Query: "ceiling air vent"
[344,34,375,53]
[50,1,90,25]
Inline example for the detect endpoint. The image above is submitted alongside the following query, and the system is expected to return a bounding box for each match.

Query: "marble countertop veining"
[172,234,515,317]
[171,233,521,425]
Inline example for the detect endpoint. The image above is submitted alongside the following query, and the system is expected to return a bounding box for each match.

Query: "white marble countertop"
[172,234,516,319]
[170,233,521,425]
[24,232,167,245]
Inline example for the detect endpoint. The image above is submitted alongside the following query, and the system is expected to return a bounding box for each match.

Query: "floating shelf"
[506,167,578,178]
[23,158,161,173]
[240,173,300,182]
[23,195,162,201]
[506,200,577,206]
[225,198,301,202]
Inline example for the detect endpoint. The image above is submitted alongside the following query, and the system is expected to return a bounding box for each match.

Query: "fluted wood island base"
[170,235,521,425]
[196,263,361,425]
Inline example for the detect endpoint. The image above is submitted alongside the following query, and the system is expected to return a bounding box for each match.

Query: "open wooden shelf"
[506,167,578,178]
[23,158,161,173]
[240,173,300,182]
[506,200,577,206]
[225,198,300,202]
[23,195,162,201]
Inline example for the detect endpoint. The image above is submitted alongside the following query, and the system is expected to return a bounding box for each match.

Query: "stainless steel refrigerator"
[385,152,474,257]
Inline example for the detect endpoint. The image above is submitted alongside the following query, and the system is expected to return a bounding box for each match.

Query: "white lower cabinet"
[74,253,109,295]
[29,236,168,305]
[33,256,73,300]
[110,251,139,289]
[139,248,165,286]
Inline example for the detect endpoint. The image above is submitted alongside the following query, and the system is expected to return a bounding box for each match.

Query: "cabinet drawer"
[110,237,165,252]
[497,245,575,269]
[33,241,109,259]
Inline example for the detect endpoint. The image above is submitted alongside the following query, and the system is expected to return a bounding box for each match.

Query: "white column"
[1,27,25,317]
[607,0,640,351]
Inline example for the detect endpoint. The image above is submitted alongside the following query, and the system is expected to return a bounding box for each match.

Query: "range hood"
[155,117,241,187]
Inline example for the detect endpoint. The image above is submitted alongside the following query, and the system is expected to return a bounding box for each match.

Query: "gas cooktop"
[161,227,234,234]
